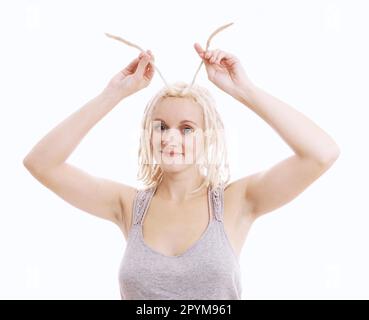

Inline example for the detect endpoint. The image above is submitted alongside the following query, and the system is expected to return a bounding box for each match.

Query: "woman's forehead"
[152,97,204,126]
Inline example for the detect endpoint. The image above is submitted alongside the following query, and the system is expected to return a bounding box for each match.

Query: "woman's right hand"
[104,50,155,100]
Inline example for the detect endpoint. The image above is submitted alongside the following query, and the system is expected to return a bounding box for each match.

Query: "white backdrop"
[1,0,368,299]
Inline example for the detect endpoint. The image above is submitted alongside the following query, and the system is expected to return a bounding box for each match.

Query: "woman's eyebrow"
[153,118,198,126]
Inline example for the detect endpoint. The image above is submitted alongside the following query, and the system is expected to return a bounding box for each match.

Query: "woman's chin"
[156,158,194,172]
[153,152,200,169]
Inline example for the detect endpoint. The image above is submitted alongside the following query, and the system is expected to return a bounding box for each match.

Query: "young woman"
[23,42,340,300]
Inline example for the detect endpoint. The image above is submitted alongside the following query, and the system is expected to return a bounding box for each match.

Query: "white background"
[1,0,368,299]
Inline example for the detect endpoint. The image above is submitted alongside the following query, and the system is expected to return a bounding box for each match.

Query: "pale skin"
[23,44,340,258]
[151,96,208,202]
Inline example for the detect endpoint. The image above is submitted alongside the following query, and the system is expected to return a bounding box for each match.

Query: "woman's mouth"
[160,151,184,156]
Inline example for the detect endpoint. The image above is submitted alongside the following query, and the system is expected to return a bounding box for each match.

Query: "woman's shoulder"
[224,176,250,193]
[117,184,139,237]
[223,177,253,210]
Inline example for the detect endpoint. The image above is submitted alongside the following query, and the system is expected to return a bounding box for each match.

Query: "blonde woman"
[23,39,340,299]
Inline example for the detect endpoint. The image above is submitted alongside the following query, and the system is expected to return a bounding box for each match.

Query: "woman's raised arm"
[23,50,155,231]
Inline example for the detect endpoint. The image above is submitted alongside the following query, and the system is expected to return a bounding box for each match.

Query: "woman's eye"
[183,127,194,134]
[154,124,166,131]
[154,124,193,134]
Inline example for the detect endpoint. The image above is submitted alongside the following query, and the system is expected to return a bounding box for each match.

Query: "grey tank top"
[118,183,242,300]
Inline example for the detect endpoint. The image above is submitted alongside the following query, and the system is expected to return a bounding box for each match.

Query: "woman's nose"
[161,128,182,144]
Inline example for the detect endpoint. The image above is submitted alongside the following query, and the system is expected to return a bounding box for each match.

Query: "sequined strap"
[210,184,225,222]
[133,187,155,225]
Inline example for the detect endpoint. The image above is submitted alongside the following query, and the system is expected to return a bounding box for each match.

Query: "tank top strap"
[133,186,156,225]
[209,183,225,222]
[132,183,224,224]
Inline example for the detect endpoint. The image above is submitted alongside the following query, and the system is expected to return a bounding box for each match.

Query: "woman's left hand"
[194,43,253,99]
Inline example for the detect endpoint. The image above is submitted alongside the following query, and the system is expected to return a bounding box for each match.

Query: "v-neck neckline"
[138,184,214,258]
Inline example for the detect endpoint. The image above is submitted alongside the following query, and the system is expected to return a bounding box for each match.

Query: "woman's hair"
[105,22,235,193]
[136,81,230,194]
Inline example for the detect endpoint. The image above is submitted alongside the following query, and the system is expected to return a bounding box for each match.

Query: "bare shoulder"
[223,176,255,221]
[224,175,254,202]
[117,184,139,240]
[224,175,251,195]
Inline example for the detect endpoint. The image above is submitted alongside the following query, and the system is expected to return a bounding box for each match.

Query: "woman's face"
[150,97,206,172]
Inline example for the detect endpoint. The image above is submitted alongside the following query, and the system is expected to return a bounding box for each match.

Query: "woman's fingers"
[201,49,224,66]
[145,63,155,80]
[138,50,154,62]
[136,50,154,81]
[194,43,205,56]
[208,49,220,64]
[216,51,228,65]
[124,49,151,74]
[205,50,212,59]
[136,55,151,75]
[194,42,220,64]
[131,50,153,77]
[207,49,236,67]
[123,57,140,75]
